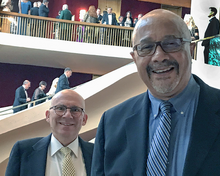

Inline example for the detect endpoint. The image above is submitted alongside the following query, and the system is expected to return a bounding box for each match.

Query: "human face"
[119,16,123,22]
[66,71,72,78]
[131,11,194,100]
[97,9,101,15]
[107,8,112,14]
[46,90,87,146]
[127,12,130,18]
[41,85,46,90]
[24,82,31,89]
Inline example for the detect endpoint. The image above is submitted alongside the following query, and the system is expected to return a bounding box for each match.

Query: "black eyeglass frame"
[133,38,191,57]
[49,105,84,117]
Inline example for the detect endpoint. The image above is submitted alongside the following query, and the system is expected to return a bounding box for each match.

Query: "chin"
[152,78,179,94]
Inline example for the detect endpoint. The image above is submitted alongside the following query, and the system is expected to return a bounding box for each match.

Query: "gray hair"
[64,67,72,73]
[23,80,30,85]
[62,4,68,10]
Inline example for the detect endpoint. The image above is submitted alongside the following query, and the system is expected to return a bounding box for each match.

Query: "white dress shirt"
[22,85,28,99]
[108,14,112,25]
[45,135,87,176]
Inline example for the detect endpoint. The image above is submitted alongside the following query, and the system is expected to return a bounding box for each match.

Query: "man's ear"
[82,114,88,126]
[190,43,196,57]
[130,51,137,63]
[45,110,50,123]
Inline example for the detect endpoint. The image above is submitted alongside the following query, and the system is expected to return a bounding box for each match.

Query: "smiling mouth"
[152,67,174,74]
[59,122,74,126]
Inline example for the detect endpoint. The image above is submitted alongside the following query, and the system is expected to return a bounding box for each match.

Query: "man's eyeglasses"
[133,38,191,57]
[50,105,84,117]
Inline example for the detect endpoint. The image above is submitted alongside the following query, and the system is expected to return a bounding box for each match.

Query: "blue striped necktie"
[146,101,172,176]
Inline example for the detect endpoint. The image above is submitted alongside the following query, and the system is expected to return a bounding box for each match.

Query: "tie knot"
[160,101,172,114]
[60,147,72,156]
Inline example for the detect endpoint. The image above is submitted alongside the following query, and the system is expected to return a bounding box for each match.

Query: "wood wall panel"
[138,0,191,8]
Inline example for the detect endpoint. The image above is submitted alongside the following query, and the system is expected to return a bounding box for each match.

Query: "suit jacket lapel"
[27,134,51,176]
[79,137,93,176]
[183,76,220,176]
[125,92,150,176]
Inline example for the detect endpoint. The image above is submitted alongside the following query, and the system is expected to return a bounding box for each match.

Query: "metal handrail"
[0,11,134,47]
[0,85,81,116]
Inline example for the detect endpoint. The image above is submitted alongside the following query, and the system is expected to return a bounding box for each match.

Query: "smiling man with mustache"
[92,9,220,176]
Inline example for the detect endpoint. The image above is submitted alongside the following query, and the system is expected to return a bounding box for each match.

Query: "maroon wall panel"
[0,63,92,107]
[120,0,161,19]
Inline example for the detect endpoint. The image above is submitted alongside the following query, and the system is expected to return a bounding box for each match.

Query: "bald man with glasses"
[6,89,94,176]
[92,9,220,176]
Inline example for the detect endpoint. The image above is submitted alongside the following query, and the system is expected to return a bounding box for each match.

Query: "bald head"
[51,89,85,110]
[132,9,191,45]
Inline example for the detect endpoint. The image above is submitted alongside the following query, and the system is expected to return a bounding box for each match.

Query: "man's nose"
[151,45,169,62]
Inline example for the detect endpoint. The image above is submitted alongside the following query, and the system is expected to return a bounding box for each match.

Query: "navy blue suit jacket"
[202,16,220,46]
[13,86,28,113]
[91,75,220,176]
[30,7,39,16]
[55,74,70,94]
[39,4,49,17]
[102,13,117,25]
[5,134,94,176]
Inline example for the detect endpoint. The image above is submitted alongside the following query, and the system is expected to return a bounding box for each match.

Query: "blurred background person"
[39,0,49,17]
[123,11,133,27]
[184,14,199,41]
[30,2,39,16]
[18,0,32,35]
[117,15,124,26]
[13,80,31,113]
[18,0,31,14]
[46,77,59,96]
[59,4,72,40]
[102,7,117,25]
[96,7,102,23]
[201,7,220,64]
[31,81,47,106]
[55,67,72,94]
[83,5,98,23]
[83,5,98,43]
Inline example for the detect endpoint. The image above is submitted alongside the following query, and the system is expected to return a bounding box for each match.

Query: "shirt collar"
[148,75,199,118]
[50,134,79,158]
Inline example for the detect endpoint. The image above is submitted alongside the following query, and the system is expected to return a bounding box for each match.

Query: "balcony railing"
[0,11,134,47]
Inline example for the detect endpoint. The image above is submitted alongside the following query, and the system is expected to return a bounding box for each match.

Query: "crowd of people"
[5,8,220,176]
[12,67,72,113]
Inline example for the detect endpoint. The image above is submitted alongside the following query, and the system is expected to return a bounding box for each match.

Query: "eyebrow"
[140,35,179,43]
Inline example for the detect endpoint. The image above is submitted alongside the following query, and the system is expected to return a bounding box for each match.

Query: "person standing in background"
[102,7,117,25]
[39,0,49,17]
[202,7,220,64]
[30,2,39,16]
[96,8,102,23]
[13,80,31,113]
[59,4,72,40]
[55,67,72,94]
[31,81,47,106]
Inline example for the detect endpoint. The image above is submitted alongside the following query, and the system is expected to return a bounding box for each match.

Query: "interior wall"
[0,63,92,107]
[120,0,161,19]
[191,0,220,64]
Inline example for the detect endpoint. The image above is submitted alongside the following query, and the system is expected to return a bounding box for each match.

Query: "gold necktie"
[60,147,76,176]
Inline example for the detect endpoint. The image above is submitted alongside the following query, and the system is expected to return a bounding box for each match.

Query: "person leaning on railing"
[59,4,72,41]
[31,81,47,106]
[83,5,99,43]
